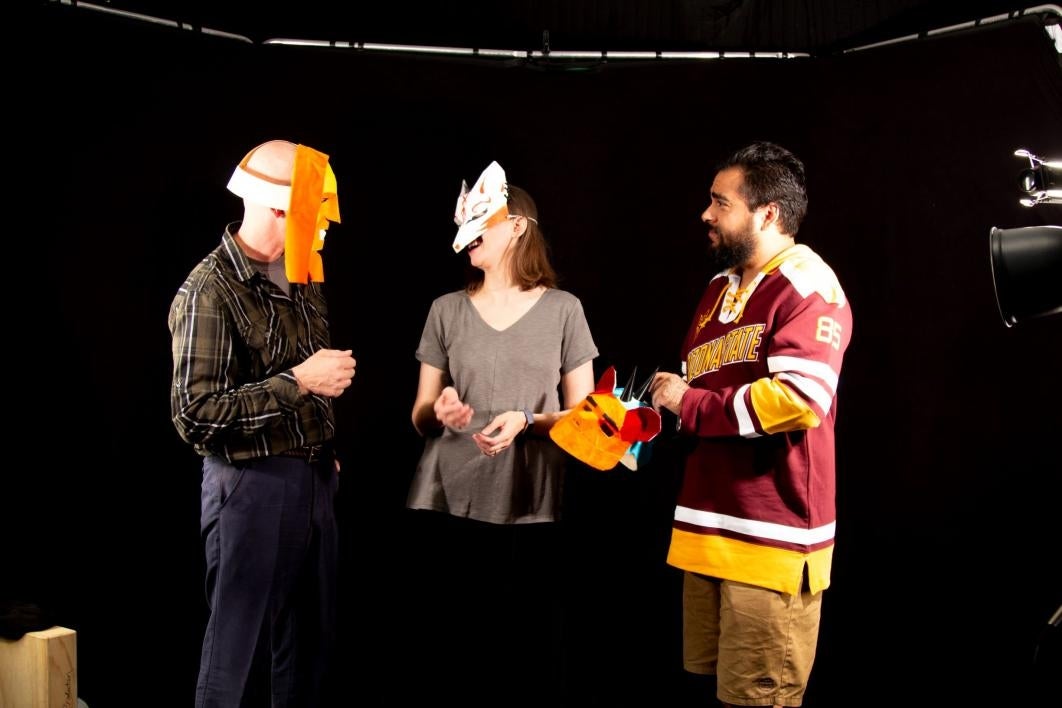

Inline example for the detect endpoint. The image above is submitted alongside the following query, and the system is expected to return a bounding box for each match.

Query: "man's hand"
[650,372,689,415]
[292,349,356,397]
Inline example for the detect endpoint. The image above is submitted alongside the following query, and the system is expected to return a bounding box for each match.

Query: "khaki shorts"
[683,571,822,707]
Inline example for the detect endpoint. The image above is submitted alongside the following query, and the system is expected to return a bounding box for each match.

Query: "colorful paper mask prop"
[617,366,661,471]
[550,366,662,471]
[453,161,509,253]
[227,142,341,283]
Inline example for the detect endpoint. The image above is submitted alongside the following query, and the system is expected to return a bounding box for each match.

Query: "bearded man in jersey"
[650,141,852,708]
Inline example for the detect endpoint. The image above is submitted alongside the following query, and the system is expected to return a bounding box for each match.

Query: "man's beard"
[708,223,756,272]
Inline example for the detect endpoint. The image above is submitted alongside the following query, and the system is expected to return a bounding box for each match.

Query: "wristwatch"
[520,408,535,435]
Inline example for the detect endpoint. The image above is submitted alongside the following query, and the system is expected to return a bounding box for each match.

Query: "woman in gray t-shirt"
[409,171,598,524]
[405,165,598,703]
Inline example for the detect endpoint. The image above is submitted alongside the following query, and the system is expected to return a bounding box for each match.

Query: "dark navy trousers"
[195,454,338,708]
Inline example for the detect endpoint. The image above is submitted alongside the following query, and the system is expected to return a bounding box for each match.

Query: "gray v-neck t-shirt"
[408,288,598,524]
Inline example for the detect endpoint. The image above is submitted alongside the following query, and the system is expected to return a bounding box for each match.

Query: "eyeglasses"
[507,214,539,225]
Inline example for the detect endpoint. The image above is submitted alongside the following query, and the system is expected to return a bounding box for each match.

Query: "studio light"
[989,225,1062,327]
[988,149,1062,327]
[1014,149,1062,207]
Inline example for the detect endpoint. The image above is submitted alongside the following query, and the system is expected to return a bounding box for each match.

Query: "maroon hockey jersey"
[668,244,852,595]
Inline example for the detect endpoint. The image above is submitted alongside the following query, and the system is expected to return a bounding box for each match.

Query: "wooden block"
[0,626,77,708]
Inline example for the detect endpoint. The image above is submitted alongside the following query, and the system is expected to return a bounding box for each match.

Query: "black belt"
[276,443,332,463]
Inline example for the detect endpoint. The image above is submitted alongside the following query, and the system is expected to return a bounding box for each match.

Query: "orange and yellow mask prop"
[550,366,662,471]
[226,142,340,283]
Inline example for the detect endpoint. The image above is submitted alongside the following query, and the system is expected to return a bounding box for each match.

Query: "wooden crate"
[0,626,77,708]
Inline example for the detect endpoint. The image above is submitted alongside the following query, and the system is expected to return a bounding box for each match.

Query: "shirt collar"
[220,223,259,284]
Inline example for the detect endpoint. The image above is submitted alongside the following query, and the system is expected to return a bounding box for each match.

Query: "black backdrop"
[9,5,1062,707]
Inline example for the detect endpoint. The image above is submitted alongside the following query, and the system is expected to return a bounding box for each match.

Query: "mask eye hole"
[585,395,619,436]
[468,198,490,219]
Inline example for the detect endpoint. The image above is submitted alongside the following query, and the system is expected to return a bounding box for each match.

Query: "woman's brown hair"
[466,184,557,293]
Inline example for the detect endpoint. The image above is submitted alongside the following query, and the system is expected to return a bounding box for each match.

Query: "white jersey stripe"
[768,355,839,389]
[732,383,761,438]
[674,505,836,545]
[777,372,834,414]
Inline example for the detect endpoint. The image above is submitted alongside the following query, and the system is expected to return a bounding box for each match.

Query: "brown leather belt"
[276,443,332,463]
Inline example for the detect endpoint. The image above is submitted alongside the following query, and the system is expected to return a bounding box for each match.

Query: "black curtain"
[11,4,1061,706]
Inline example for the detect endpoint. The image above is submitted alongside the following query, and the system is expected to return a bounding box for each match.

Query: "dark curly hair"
[719,141,808,236]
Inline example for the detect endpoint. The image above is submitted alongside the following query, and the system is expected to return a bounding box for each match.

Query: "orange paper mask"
[285,145,340,284]
[549,366,661,471]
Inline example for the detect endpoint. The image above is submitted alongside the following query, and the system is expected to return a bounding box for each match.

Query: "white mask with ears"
[452,161,510,253]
